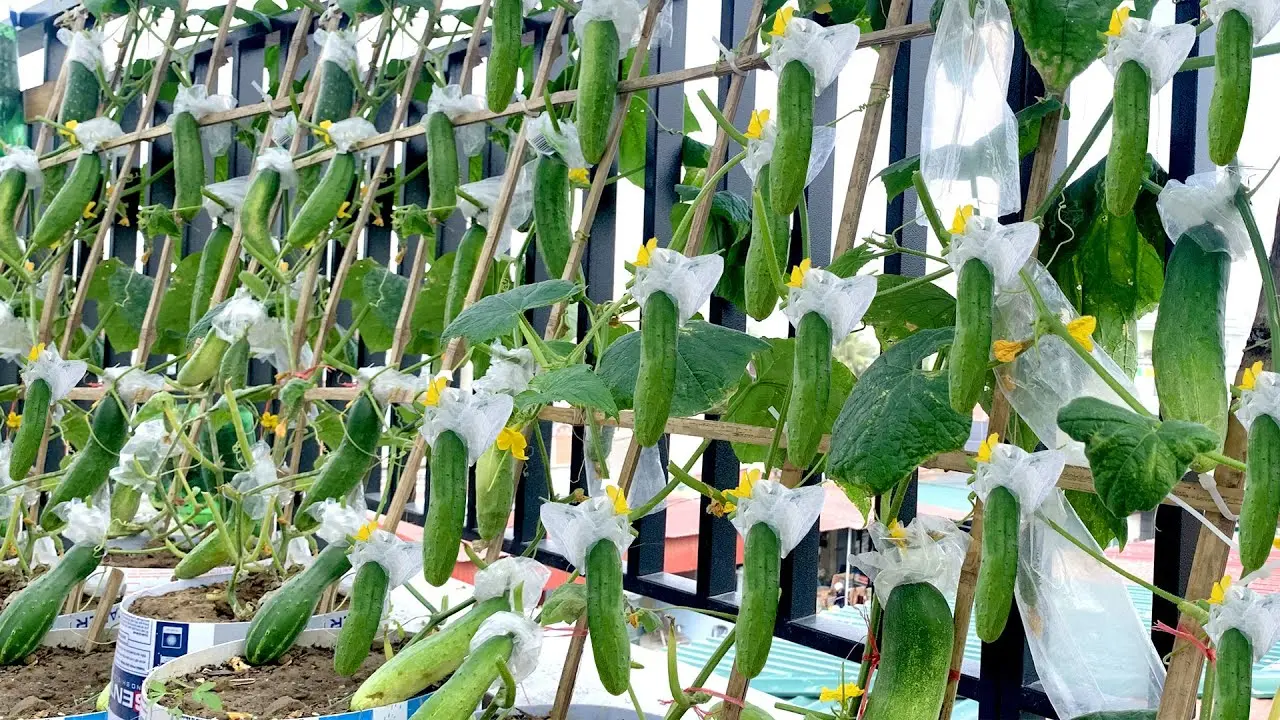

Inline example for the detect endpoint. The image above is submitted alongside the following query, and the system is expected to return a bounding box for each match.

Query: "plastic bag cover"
[326,117,378,155]
[256,147,299,190]
[765,17,860,95]
[419,387,515,466]
[633,248,723,326]
[539,495,633,571]
[310,497,366,544]
[23,344,87,405]
[743,122,837,189]
[56,488,109,547]
[1206,583,1280,662]
[58,29,105,72]
[109,418,174,491]
[1237,370,1280,432]
[173,84,238,155]
[474,556,552,611]
[0,301,30,360]
[526,114,589,170]
[1103,17,1196,92]
[73,118,125,157]
[203,177,249,226]
[973,443,1066,522]
[626,444,667,517]
[0,146,43,189]
[853,514,970,603]
[349,529,422,589]
[1207,0,1280,41]
[783,268,876,342]
[358,366,427,404]
[427,85,487,156]
[471,611,544,683]
[232,442,282,520]
[474,343,537,396]
[213,289,268,343]
[945,215,1039,291]
[1157,169,1249,260]
[574,0,646,47]
[730,479,824,558]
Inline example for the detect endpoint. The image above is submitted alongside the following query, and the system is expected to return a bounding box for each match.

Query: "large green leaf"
[515,364,619,417]
[152,253,203,356]
[443,280,579,344]
[827,327,972,495]
[1065,489,1129,551]
[86,258,153,352]
[598,320,770,417]
[671,189,753,308]
[862,274,956,347]
[342,259,407,351]
[1011,0,1112,93]
[1057,397,1219,517]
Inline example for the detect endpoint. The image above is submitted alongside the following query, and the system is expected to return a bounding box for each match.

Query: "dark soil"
[164,644,400,719]
[0,567,24,603]
[0,643,114,719]
[129,573,281,622]
[105,550,181,569]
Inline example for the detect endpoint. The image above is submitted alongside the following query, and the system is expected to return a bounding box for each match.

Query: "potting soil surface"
[0,643,113,719]
[129,572,281,622]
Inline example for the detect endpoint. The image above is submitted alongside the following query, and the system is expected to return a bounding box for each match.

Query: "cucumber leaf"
[86,258,153,352]
[827,327,972,495]
[153,253,203,356]
[1011,0,1112,93]
[671,189,752,308]
[443,280,579,344]
[1057,397,1219,517]
[342,257,456,354]
[1065,489,1129,551]
[862,274,956,347]
[515,364,620,418]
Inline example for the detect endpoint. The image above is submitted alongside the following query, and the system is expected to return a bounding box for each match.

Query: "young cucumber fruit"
[244,542,353,665]
[173,520,241,580]
[30,152,101,250]
[177,329,231,387]
[312,60,356,126]
[423,429,468,586]
[295,394,381,530]
[286,151,356,249]
[476,444,517,542]
[948,258,993,415]
[633,291,678,448]
[0,543,104,664]
[1104,61,1151,217]
[407,634,515,720]
[426,111,459,221]
[862,582,954,720]
[444,224,489,328]
[533,155,573,280]
[350,596,510,709]
[1208,10,1253,166]
[587,539,631,695]
[10,377,51,482]
[1240,414,1280,574]
[171,110,204,222]
[744,164,790,321]
[576,19,621,166]
[191,224,236,328]
[0,168,29,267]
[735,523,781,679]
[334,561,389,676]
[771,60,815,217]
[1212,627,1252,720]
[110,484,142,526]
[786,312,831,470]
[975,485,1019,643]
[239,168,282,268]
[486,0,523,112]
[40,395,128,530]
[59,61,101,125]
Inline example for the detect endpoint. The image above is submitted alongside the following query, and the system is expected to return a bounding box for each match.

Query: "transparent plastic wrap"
[0,146,43,190]
[203,177,249,226]
[474,343,537,396]
[633,247,723,325]
[0,443,34,517]
[1206,0,1280,41]
[109,419,175,492]
[583,422,615,495]
[256,146,299,190]
[764,16,860,95]
[1237,370,1280,431]
[173,84,238,156]
[474,556,552,611]
[1103,16,1196,92]
[919,0,1020,221]
[419,387,514,466]
[349,529,421,590]
[309,497,367,543]
[58,28,105,72]
[213,289,267,343]
[458,164,535,246]
[574,0,646,47]
[247,316,313,372]
[854,515,970,603]
[945,215,1040,291]
[539,494,633,571]
[1156,169,1249,260]
[325,117,379,158]
[1015,490,1165,715]
[56,490,110,548]
[782,268,876,342]
[22,344,87,406]
[626,444,667,516]
[271,112,298,146]
[993,262,1141,465]
[427,85,487,156]
[526,114,589,170]
[973,443,1066,522]
[0,301,31,360]
[729,478,824,558]
[316,28,359,72]
[232,442,283,521]
[357,366,427,404]
[471,611,544,683]
[1205,584,1280,661]
[742,121,837,188]
[72,117,125,158]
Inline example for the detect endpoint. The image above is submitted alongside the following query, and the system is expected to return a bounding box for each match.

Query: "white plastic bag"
[945,214,1039,291]
[474,343,537,396]
[256,146,299,189]
[633,247,723,326]
[471,612,543,683]
[0,146,43,190]
[458,164,535,249]
[358,366,427,404]
[1157,169,1249,260]
[419,387,514,466]
[526,114,589,171]
[1237,369,1280,431]
[1205,583,1280,661]
[310,497,367,543]
[349,530,422,590]
[783,267,876,342]
[203,177,249,226]
[474,556,552,611]
[427,85,487,156]
[109,419,175,492]
[23,344,86,406]
[325,117,379,157]
[539,494,633,571]
[973,443,1065,522]
[173,84,238,156]
[730,478,824,558]
[574,0,646,47]
[0,301,31,360]
[1206,0,1280,41]
[212,289,267,343]
[1103,16,1196,93]
[72,117,125,158]
[232,442,284,520]
[57,493,109,548]
[854,515,970,603]
[247,316,313,372]
[742,120,837,190]
[58,29,105,73]
[765,16,860,96]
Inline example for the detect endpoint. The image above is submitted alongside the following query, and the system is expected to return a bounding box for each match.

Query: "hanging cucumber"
[1240,414,1280,574]
[312,59,356,126]
[40,395,128,530]
[771,60,814,217]
[240,164,283,268]
[633,291,678,448]
[785,312,831,469]
[576,19,621,166]
[407,634,515,720]
[1208,10,1253,167]
[0,543,104,664]
[0,166,30,266]
[486,0,524,112]
[10,377,51,482]
[244,542,353,665]
[423,429,467,586]
[586,539,631,695]
[533,154,572,279]
[476,444,517,542]
[1105,61,1151,216]
[172,520,240,580]
[975,485,1018,642]
[444,223,489,327]
[59,61,101,125]
[190,224,235,328]
[295,394,381,530]
[177,329,230,387]
[744,164,790,321]
[427,111,459,221]
[949,258,994,415]
[862,582,954,720]
[217,336,251,391]
[334,561,389,675]
[171,110,204,222]
[1212,628,1252,720]
[285,151,356,249]
[735,523,781,679]
[29,152,101,250]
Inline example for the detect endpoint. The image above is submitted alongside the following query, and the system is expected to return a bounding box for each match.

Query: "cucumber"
[770,60,814,217]
[423,429,468,586]
[744,163,790,321]
[312,60,355,126]
[443,223,488,327]
[576,19,621,166]
[244,542,353,665]
[735,523,781,679]
[1240,413,1280,574]
[40,395,128,530]
[1208,10,1253,167]
[862,582,954,720]
[334,561,389,676]
[351,596,510,709]
[191,224,236,328]
[586,539,630,695]
[0,543,104,664]
[633,291,678,448]
[0,168,29,267]
[58,61,101,125]
[286,151,356,249]
[217,336,251,391]
[110,484,142,525]
[171,110,204,222]
[30,152,100,249]
[1212,627,1252,720]
[295,394,381,530]
[173,524,239,579]
[975,485,1018,643]
[948,258,993,415]
[533,155,572,279]
[10,377,50,482]
[785,312,831,469]
[407,634,515,720]
[426,111,459,221]
[193,406,253,496]
[1151,232,1229,469]
[239,168,282,268]
[176,329,231,387]
[1105,61,1151,216]
[486,0,523,112]
[476,444,516,542]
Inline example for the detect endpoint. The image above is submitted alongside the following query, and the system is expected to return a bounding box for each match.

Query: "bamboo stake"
[940,503,983,719]
[83,568,124,653]
[30,11,87,157]
[459,0,492,94]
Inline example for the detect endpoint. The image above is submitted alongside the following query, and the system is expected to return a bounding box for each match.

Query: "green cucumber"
[862,582,954,720]
[975,485,1018,643]
[240,168,282,268]
[173,524,239,580]
[735,523,781,679]
[217,336,251,391]
[443,223,489,328]
[744,163,790,321]
[295,394,381,530]
[770,60,814,217]
[1240,414,1280,574]
[476,444,516,542]
[334,561,389,676]
[533,155,572,279]
[286,151,356,249]
[110,484,142,525]
[244,542,353,665]
[176,329,230,387]
[10,377,50,482]
[948,258,993,415]
[426,111,459,221]
[171,110,204,222]
[407,634,515,720]
[30,152,100,249]
[576,19,621,166]
[1212,627,1252,720]
[191,224,236,328]
[0,168,29,267]
[1208,10,1253,167]
[58,61,101,125]
[1105,61,1151,216]
[786,312,831,469]
[633,290,678,448]
[40,395,128,530]
[350,596,510,709]
[586,539,630,695]
[486,0,523,112]
[312,60,355,126]
[0,543,104,664]
[423,429,468,586]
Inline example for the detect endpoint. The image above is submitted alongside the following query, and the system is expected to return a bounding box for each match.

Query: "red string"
[1153,620,1216,663]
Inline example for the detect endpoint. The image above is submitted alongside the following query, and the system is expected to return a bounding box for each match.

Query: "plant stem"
[697,89,751,147]
[1238,188,1280,370]
[1031,101,1112,221]
[911,171,951,245]
[670,151,748,253]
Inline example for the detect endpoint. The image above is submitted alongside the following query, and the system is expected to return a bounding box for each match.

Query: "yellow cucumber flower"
[1067,315,1097,352]
[1209,575,1232,605]
[887,519,908,547]
[950,204,975,235]
[423,376,448,406]
[260,412,280,432]
[1242,360,1264,391]
[977,433,999,463]
[497,425,529,460]
[313,119,334,145]
[635,237,658,268]
[5,411,19,431]
[27,342,44,362]
[82,201,98,220]
[605,484,630,515]
[724,468,760,507]
[354,521,378,542]
[568,167,590,185]
[818,682,863,703]
[787,258,812,289]
[770,6,795,36]
[992,339,1026,363]
[337,201,352,220]
[1107,6,1131,37]
[57,119,78,144]
[745,109,770,140]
